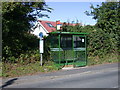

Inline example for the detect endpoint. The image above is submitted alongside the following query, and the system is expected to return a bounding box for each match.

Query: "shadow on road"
[1,78,18,88]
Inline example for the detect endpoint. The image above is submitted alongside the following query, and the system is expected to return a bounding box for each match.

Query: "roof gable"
[38,20,82,33]
[38,20,56,33]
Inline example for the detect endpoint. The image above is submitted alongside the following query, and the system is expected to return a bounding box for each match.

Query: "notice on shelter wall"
[82,39,84,42]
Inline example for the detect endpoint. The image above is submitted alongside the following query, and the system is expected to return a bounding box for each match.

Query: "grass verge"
[2,61,60,78]
[1,53,119,78]
[87,53,119,66]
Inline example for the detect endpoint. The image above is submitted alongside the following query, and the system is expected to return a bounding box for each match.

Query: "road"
[1,63,119,88]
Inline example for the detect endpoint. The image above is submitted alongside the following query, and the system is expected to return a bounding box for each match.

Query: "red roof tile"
[38,20,56,33]
[38,20,81,33]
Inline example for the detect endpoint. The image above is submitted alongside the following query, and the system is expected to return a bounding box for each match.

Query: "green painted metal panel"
[49,31,88,67]
[73,35,87,67]
[49,32,89,35]
[58,34,61,64]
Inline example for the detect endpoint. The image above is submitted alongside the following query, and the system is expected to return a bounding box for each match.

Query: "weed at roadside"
[2,61,59,78]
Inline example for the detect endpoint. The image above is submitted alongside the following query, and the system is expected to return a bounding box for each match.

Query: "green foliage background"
[86,2,119,58]
[2,2,52,63]
[60,2,119,62]
[2,1,119,64]
[1,1,119,77]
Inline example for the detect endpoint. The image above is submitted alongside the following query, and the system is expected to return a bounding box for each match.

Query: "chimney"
[56,20,62,30]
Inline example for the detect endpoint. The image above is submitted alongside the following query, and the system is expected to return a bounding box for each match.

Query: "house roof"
[38,20,56,33]
[38,20,82,33]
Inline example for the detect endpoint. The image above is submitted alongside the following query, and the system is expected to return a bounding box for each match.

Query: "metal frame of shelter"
[48,32,88,67]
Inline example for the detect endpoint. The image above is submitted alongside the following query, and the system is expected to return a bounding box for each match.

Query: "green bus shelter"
[48,32,88,67]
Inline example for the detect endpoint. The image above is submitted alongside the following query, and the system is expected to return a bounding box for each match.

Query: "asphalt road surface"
[2,63,119,88]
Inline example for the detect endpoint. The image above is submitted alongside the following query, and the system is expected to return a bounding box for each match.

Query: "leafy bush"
[2,33,39,63]
[87,28,118,57]
[59,23,118,61]
[85,2,119,57]
[2,2,52,63]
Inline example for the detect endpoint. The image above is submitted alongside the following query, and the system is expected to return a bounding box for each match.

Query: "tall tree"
[2,2,52,61]
[85,1,120,53]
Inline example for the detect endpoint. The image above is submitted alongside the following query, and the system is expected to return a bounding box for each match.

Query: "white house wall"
[31,22,49,38]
